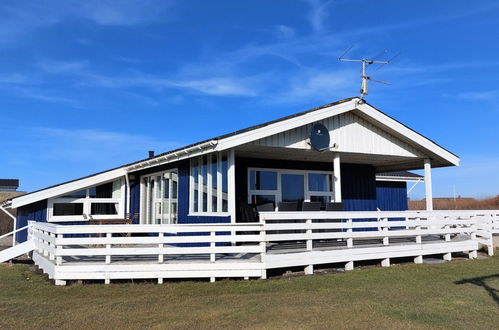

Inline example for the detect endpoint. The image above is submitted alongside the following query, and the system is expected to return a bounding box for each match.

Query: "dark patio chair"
[325,202,344,211]
[278,201,300,211]
[301,201,321,211]
[256,203,275,212]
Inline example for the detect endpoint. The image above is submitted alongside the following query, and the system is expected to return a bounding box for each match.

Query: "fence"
[25,210,498,285]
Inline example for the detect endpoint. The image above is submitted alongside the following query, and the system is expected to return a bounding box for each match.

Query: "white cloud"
[0,0,174,46]
[456,90,499,100]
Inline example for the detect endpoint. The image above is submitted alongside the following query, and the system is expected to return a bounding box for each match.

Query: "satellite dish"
[309,123,330,151]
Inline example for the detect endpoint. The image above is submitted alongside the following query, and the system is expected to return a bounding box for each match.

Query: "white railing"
[29,222,265,284]
[27,210,497,284]
[260,210,497,271]
[0,224,33,247]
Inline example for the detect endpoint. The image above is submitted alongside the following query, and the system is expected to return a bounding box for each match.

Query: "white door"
[141,170,178,224]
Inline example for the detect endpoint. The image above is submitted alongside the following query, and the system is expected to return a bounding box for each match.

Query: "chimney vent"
[148,150,155,158]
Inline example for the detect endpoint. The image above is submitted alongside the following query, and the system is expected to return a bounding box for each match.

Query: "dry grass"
[409,196,499,210]
[0,255,498,329]
[0,191,23,235]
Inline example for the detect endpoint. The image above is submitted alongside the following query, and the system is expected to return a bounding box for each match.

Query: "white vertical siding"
[251,112,424,157]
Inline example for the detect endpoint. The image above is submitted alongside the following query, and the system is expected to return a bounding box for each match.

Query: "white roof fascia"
[11,168,127,209]
[356,103,460,166]
[214,99,357,151]
[375,176,424,183]
[126,140,218,172]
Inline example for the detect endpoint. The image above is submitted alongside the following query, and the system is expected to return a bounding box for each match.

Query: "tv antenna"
[338,47,397,101]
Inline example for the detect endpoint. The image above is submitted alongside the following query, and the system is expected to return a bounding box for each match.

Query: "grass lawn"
[0,255,498,329]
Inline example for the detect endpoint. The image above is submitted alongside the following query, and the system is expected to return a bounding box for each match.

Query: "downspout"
[0,203,17,246]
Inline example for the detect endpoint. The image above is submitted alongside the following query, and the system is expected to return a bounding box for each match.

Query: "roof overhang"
[11,168,127,209]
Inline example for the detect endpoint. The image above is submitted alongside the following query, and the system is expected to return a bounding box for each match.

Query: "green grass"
[0,256,498,330]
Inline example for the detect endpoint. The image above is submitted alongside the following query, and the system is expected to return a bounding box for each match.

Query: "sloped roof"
[7,97,457,208]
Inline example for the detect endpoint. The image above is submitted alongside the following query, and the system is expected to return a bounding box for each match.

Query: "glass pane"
[61,190,86,198]
[211,159,218,212]
[222,155,228,212]
[308,173,331,192]
[91,203,118,215]
[310,195,331,209]
[171,202,177,223]
[112,180,121,198]
[163,178,170,199]
[89,182,115,198]
[281,174,304,203]
[53,203,84,216]
[251,195,276,207]
[249,170,277,190]
[201,156,208,212]
[192,162,199,212]
[155,176,162,198]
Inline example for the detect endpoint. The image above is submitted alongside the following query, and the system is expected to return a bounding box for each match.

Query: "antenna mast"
[338,48,394,101]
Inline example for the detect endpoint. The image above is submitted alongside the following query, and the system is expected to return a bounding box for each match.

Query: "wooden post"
[228,149,236,223]
[443,253,452,261]
[414,255,423,264]
[424,159,433,211]
[382,218,389,246]
[415,217,422,244]
[345,261,354,271]
[158,232,164,263]
[346,219,353,248]
[56,234,63,266]
[304,265,314,275]
[210,231,216,262]
[306,219,312,251]
[333,153,342,202]
[381,258,390,267]
[105,233,112,265]
[260,217,267,280]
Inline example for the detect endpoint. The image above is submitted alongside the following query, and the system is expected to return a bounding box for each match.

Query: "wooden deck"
[26,210,497,284]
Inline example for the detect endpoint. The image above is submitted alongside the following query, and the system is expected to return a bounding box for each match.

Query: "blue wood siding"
[16,200,47,242]
[129,160,230,224]
[376,181,408,211]
[15,155,407,243]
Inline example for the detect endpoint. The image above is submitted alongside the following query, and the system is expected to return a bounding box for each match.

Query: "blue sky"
[1,0,498,199]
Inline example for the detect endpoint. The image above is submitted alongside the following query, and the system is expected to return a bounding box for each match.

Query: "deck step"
[0,240,35,263]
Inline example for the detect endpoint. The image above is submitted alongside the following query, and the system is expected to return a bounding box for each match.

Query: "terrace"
[18,209,498,285]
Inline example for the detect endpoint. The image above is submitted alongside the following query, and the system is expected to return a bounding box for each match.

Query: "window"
[140,170,178,224]
[248,168,336,210]
[189,152,229,215]
[48,179,124,222]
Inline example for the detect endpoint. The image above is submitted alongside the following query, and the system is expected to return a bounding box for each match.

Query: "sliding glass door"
[141,170,178,224]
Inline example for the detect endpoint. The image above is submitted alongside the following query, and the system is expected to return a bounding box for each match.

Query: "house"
[1,97,495,284]
[6,97,457,239]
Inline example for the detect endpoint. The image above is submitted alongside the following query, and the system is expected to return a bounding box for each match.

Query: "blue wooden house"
[6,97,457,242]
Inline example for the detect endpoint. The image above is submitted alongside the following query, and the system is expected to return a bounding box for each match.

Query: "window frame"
[139,169,179,225]
[247,167,336,210]
[47,178,125,222]
[189,152,230,217]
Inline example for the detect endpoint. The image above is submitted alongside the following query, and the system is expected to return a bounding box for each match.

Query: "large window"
[140,170,178,224]
[248,168,335,210]
[190,152,229,215]
[48,179,124,222]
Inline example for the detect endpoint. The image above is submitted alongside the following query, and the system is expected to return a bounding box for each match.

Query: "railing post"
[346,219,353,248]
[158,232,164,263]
[444,216,451,242]
[260,215,267,280]
[382,218,389,246]
[56,233,63,265]
[306,219,312,251]
[210,231,216,262]
[105,233,112,264]
[48,232,55,261]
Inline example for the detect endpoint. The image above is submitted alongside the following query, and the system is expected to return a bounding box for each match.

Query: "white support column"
[424,159,433,211]
[228,149,236,223]
[333,153,342,202]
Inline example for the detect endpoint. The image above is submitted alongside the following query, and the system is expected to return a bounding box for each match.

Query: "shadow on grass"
[455,274,499,305]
